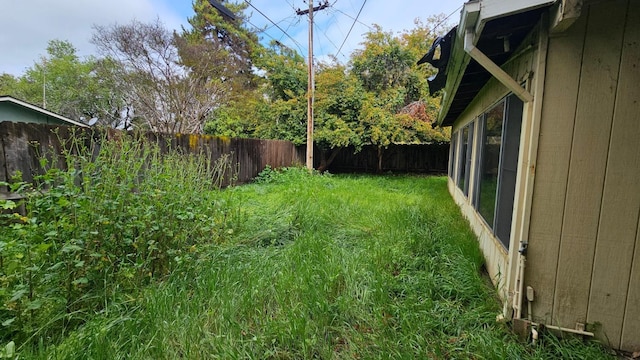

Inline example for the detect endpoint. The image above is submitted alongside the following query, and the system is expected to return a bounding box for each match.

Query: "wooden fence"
[0,122,304,193]
[317,144,449,174]
[1,122,449,197]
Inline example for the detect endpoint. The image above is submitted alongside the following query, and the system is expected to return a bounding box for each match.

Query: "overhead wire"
[336,0,367,56]
[311,4,338,60]
[278,16,301,45]
[333,7,372,31]
[244,18,281,45]
[243,0,305,54]
[317,13,342,58]
[432,5,463,32]
[262,14,297,33]
[240,0,458,61]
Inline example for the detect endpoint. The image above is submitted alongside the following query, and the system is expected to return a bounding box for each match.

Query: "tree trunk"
[377,146,384,173]
[317,147,342,173]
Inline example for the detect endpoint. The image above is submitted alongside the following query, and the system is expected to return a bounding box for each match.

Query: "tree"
[252,42,308,144]
[205,41,308,144]
[0,73,18,95]
[1,40,118,124]
[206,16,452,173]
[92,19,227,134]
[349,23,450,172]
[181,0,260,100]
[351,25,422,105]
[313,61,365,171]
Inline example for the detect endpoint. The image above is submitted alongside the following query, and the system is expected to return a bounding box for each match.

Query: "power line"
[267,14,297,31]
[433,5,462,32]
[336,0,367,56]
[333,7,372,31]
[242,14,301,54]
[243,0,305,53]
[317,14,341,57]
[245,18,281,44]
[278,17,301,45]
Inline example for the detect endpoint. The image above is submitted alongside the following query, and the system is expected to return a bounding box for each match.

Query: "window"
[477,102,504,228]
[456,123,474,196]
[494,96,523,246]
[475,95,523,248]
[457,126,468,191]
[449,131,457,179]
[472,115,485,209]
[463,123,474,196]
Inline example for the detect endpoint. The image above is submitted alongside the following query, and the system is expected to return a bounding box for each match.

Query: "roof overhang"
[0,96,88,127]
[429,0,556,126]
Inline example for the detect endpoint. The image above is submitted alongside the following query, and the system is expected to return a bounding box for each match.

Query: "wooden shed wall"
[0,103,68,126]
[526,0,640,350]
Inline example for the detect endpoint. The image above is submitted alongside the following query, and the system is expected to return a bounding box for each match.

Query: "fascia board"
[438,2,480,125]
[437,0,557,125]
[436,33,471,126]
[459,2,481,40]
[479,0,556,22]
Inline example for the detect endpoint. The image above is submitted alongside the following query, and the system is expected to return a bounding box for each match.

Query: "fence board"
[1,123,448,193]
[0,122,305,187]
[322,144,449,174]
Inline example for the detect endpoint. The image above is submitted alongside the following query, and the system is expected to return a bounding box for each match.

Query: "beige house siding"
[446,0,640,351]
[448,26,542,300]
[526,0,640,350]
[441,0,640,352]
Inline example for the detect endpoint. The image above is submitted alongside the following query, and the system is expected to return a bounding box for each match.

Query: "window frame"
[456,125,469,191]
[448,130,457,179]
[472,94,524,249]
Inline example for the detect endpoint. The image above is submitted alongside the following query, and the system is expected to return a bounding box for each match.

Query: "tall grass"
[0,133,239,352]
[16,168,614,359]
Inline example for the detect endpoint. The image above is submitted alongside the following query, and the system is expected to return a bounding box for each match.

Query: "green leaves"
[0,200,15,210]
[203,19,449,172]
[2,39,116,124]
[0,135,241,351]
[0,341,15,359]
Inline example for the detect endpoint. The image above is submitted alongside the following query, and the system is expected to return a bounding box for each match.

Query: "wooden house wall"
[447,26,542,300]
[526,0,640,350]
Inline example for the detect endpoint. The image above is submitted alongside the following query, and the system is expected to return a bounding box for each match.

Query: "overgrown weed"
[0,132,239,350]
[3,168,613,359]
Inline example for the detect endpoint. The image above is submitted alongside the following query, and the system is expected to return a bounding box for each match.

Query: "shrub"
[0,133,240,348]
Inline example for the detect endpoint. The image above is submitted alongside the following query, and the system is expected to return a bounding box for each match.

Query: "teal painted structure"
[0,96,86,127]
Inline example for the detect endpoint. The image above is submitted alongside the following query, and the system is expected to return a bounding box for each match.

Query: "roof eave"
[435,0,557,126]
[0,96,88,128]
[435,1,482,126]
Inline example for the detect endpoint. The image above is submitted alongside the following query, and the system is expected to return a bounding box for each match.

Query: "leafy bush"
[253,165,325,185]
[0,133,240,348]
[30,173,612,359]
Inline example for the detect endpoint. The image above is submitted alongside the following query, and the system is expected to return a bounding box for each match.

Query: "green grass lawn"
[26,169,612,359]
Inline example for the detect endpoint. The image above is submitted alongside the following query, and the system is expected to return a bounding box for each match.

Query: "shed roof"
[422,0,556,126]
[0,95,88,127]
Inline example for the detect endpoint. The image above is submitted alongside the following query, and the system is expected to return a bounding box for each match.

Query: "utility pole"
[297,1,329,171]
[42,57,47,109]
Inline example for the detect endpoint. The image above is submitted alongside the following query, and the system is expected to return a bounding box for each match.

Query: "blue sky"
[1,0,461,76]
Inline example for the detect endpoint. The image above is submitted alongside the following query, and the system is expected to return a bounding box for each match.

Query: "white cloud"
[0,0,187,76]
[0,0,461,76]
